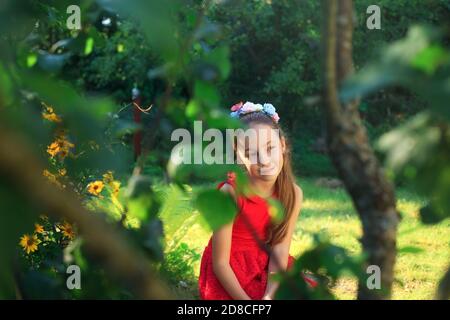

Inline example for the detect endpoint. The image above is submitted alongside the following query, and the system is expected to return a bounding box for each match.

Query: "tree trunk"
[322,0,400,299]
[436,263,450,300]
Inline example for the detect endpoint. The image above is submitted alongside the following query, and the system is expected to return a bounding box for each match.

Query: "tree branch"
[436,263,450,300]
[322,0,399,299]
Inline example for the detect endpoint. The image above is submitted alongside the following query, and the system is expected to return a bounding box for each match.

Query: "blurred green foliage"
[341,24,450,226]
[0,0,448,300]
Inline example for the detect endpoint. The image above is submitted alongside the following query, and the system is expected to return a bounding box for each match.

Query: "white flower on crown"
[240,101,263,115]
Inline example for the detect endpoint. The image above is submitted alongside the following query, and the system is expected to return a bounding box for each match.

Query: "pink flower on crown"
[272,112,280,123]
[230,101,243,112]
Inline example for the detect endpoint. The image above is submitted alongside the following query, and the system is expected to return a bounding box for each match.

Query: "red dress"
[198,173,317,300]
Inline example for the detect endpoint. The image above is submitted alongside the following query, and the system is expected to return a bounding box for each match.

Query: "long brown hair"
[239,112,297,246]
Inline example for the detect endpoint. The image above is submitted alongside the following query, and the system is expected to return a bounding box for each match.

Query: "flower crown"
[229,101,280,123]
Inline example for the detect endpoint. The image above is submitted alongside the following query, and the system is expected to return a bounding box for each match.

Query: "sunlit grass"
[158,177,450,300]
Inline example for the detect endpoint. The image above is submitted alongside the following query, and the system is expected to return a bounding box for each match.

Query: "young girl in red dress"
[198,102,317,300]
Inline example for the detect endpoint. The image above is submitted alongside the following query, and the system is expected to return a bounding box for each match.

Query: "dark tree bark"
[322,0,400,299]
[436,263,450,300]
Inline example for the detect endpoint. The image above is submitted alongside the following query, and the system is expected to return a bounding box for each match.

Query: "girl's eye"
[245,150,256,158]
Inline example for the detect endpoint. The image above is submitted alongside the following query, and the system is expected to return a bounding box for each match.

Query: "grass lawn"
[157,177,450,300]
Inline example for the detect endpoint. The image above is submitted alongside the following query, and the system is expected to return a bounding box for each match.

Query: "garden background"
[0,0,449,300]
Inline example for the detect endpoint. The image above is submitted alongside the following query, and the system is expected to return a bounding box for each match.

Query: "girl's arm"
[263,184,303,300]
[211,183,251,300]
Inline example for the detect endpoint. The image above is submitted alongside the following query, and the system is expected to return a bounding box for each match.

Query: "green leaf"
[99,0,180,62]
[84,37,94,56]
[21,71,114,120]
[205,46,231,79]
[206,109,242,130]
[411,45,450,75]
[398,246,424,254]
[194,80,220,108]
[185,99,200,118]
[340,25,439,102]
[125,175,161,222]
[194,188,237,231]
[0,64,13,105]
[128,195,152,221]
[376,112,440,172]
[26,53,37,67]
[267,198,284,224]
[169,162,247,186]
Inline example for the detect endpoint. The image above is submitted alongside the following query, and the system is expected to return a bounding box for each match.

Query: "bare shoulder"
[293,183,303,214]
[293,183,303,202]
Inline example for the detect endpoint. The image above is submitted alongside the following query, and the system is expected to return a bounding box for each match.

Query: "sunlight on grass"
[158,177,450,300]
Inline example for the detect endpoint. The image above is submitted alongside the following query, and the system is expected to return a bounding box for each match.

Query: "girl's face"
[236,122,286,181]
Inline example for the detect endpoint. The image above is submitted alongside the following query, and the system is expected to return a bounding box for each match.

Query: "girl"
[198,101,316,300]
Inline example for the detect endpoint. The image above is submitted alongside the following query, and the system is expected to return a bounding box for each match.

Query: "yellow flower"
[42,112,61,123]
[47,141,61,157]
[34,223,44,234]
[46,136,74,159]
[59,221,75,240]
[87,180,104,196]
[102,171,122,198]
[42,104,62,123]
[111,181,121,198]
[60,140,74,159]
[19,234,40,254]
[58,168,67,176]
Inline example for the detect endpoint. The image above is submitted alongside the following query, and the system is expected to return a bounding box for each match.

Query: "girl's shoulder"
[293,183,303,201]
[292,183,304,216]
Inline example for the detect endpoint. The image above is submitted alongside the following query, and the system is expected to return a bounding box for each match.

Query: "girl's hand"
[262,294,273,300]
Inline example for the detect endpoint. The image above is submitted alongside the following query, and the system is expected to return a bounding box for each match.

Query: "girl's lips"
[259,165,277,176]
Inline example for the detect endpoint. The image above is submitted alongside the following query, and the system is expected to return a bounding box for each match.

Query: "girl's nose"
[257,153,271,167]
